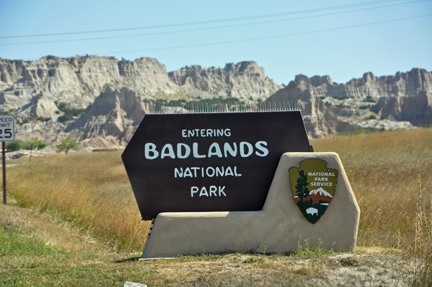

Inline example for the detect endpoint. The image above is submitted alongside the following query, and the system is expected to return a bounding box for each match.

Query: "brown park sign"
[122,111,313,220]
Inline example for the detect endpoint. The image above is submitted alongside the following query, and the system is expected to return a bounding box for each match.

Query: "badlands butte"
[0,55,431,150]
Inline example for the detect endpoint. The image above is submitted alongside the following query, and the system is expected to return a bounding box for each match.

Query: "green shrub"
[363,95,376,103]
[335,104,348,108]
[144,97,243,112]
[37,117,50,122]
[6,140,22,151]
[55,101,86,122]
[6,139,47,151]
[22,139,47,150]
[58,115,74,122]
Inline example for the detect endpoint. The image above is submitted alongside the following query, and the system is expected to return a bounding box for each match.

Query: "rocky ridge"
[0,56,278,117]
[1,55,431,149]
[0,56,177,112]
[263,79,355,138]
[168,62,280,100]
[370,91,432,126]
[294,68,432,100]
[66,85,150,145]
[292,69,432,129]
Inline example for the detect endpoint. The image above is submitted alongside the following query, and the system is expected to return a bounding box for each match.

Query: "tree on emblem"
[296,170,309,202]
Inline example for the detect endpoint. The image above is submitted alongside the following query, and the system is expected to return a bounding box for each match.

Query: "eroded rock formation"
[0,56,177,114]
[292,68,432,100]
[262,79,355,138]
[66,85,150,145]
[168,61,280,100]
[1,54,431,148]
[370,91,432,126]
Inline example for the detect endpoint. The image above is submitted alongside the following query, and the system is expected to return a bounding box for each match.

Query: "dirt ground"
[0,203,420,286]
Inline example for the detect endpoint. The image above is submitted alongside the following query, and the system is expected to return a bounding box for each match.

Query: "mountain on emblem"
[289,159,338,224]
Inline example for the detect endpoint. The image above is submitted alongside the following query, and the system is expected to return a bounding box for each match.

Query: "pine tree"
[296,170,309,202]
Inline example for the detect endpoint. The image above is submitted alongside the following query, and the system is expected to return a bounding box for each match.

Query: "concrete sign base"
[141,152,360,258]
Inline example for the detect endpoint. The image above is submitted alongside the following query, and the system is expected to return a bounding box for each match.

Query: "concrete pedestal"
[141,152,360,258]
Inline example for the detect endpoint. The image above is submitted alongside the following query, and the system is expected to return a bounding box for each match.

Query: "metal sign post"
[0,115,15,204]
[2,142,5,204]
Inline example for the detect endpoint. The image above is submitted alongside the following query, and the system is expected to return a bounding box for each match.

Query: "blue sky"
[1,0,431,85]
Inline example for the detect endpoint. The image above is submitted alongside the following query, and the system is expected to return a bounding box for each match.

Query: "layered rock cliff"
[66,85,150,145]
[0,56,279,117]
[262,79,355,138]
[370,91,432,126]
[1,54,431,149]
[168,62,280,100]
[292,68,432,100]
[0,56,177,116]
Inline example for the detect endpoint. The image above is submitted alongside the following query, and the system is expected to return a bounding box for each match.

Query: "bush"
[5,139,47,151]
[55,101,86,122]
[6,140,22,151]
[37,117,50,122]
[144,97,243,112]
[335,104,348,108]
[363,95,376,103]
[58,115,74,122]
[22,139,47,150]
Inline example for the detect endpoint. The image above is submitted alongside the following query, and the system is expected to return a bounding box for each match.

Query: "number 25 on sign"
[1,114,15,205]
[0,115,15,141]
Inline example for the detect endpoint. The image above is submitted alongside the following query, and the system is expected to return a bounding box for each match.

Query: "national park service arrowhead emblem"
[289,159,338,224]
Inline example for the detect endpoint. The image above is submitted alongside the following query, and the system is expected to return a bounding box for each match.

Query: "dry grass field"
[313,128,432,256]
[1,127,431,285]
[6,150,150,252]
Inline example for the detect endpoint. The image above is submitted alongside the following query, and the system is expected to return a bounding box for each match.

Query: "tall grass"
[6,128,432,258]
[7,151,150,252]
[313,128,432,285]
[312,128,432,252]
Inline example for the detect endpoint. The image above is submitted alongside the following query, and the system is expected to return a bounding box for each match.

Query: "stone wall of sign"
[141,152,360,258]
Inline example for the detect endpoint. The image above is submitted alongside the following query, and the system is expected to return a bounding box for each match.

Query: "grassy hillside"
[5,128,432,254]
[6,151,150,252]
[1,128,431,285]
[313,128,432,255]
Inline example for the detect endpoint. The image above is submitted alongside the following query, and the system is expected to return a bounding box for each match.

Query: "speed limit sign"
[0,115,15,142]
